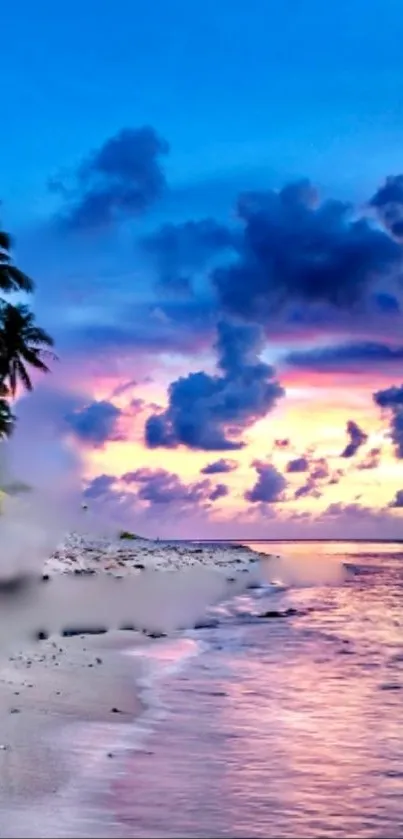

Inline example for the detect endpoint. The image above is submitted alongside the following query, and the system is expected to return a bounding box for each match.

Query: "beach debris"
[61,626,108,637]
[193,618,220,629]
[259,608,298,619]
[9,707,20,713]
[111,707,122,713]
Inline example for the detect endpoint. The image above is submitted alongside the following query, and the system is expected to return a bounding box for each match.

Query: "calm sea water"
[106,541,403,839]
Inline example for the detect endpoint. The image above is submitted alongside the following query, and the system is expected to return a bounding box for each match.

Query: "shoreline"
[0,536,265,836]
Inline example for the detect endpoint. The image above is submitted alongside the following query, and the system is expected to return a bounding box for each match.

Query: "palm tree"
[0,303,56,396]
[0,383,15,438]
[0,231,34,294]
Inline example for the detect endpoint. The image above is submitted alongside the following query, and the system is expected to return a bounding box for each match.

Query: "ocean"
[7,541,403,838]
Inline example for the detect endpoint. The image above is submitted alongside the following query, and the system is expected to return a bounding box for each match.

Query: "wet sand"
[0,630,147,832]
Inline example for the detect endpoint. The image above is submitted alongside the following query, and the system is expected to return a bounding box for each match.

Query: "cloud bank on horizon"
[2,0,403,538]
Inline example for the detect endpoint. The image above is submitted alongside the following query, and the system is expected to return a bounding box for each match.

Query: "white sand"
[0,534,266,835]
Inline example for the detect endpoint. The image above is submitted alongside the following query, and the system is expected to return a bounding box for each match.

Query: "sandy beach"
[0,535,263,837]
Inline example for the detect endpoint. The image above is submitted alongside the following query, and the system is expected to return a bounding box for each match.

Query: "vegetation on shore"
[0,229,55,438]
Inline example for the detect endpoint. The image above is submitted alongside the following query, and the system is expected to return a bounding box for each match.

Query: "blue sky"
[3,0,403,224]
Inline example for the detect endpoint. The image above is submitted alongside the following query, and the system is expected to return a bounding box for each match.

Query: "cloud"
[145,319,284,451]
[286,456,309,473]
[84,474,116,500]
[389,489,403,508]
[111,379,138,398]
[51,126,169,231]
[66,400,123,446]
[310,458,330,480]
[121,467,222,507]
[7,385,83,502]
[212,180,401,322]
[245,460,286,503]
[357,447,381,470]
[141,218,234,293]
[340,420,368,458]
[200,458,237,474]
[274,438,290,449]
[294,476,321,499]
[284,341,403,373]
[374,385,403,458]
[208,483,229,501]
[62,298,216,362]
[374,384,403,409]
[370,175,403,239]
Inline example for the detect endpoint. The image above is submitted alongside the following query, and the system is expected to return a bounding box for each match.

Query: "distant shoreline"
[170,538,403,544]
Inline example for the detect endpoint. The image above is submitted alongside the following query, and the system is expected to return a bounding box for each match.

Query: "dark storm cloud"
[212,180,401,322]
[141,218,234,293]
[286,456,309,473]
[389,489,403,508]
[340,420,368,459]
[284,341,403,373]
[145,320,284,451]
[66,400,123,446]
[84,474,116,500]
[370,175,403,240]
[200,459,237,475]
[245,461,286,503]
[51,126,169,231]
[120,468,222,507]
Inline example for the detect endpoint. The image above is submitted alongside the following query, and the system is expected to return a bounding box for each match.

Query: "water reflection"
[65,545,403,837]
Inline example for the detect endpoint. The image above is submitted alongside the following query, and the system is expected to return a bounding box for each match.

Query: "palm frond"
[0,231,11,251]
[0,398,15,439]
[16,359,32,391]
[0,265,35,293]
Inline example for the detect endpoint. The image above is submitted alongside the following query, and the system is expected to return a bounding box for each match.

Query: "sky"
[3,0,403,538]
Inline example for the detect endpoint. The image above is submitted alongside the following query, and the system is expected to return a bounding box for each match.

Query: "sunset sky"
[3,0,403,538]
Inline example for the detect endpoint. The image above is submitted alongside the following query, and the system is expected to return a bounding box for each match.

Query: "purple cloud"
[245,461,286,503]
[51,126,169,231]
[389,489,403,508]
[84,474,116,499]
[340,420,368,458]
[208,483,229,501]
[374,385,403,458]
[286,456,309,473]
[66,400,123,446]
[200,459,237,475]
[145,320,284,451]
[141,218,234,294]
[121,468,223,507]
[284,341,403,373]
[212,180,401,322]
